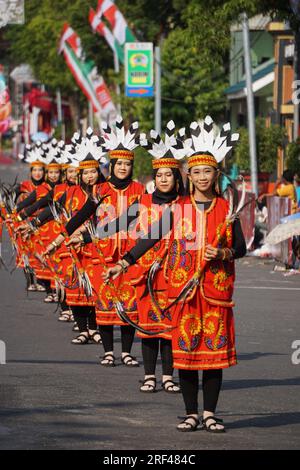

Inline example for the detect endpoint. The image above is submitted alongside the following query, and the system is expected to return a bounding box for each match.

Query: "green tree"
[286,139,300,176]
[233,118,286,173]
[3,0,299,144]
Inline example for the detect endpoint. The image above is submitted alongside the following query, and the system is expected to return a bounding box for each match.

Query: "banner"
[0,0,24,28]
[90,0,135,65]
[89,8,124,64]
[0,65,12,134]
[59,24,116,120]
[59,23,83,59]
[96,0,136,45]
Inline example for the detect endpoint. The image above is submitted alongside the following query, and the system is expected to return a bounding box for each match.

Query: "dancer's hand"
[204,244,222,261]
[102,265,122,282]
[21,226,33,240]
[65,234,83,249]
[16,223,28,232]
[44,234,65,254]
[43,243,56,256]
[102,260,129,282]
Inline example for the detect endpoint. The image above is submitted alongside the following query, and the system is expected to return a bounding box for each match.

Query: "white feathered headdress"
[42,139,62,169]
[140,120,186,169]
[19,141,46,167]
[184,116,239,169]
[101,115,140,161]
[57,141,79,169]
[71,127,106,169]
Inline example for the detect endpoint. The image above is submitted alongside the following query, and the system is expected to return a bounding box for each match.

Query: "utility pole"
[114,51,121,115]
[293,29,300,140]
[88,100,93,128]
[56,89,65,140]
[290,1,300,139]
[155,46,161,134]
[242,12,258,196]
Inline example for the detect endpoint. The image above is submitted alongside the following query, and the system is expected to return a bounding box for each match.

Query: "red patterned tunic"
[16,181,51,273]
[31,183,59,280]
[93,181,145,326]
[167,195,237,371]
[129,193,176,339]
[51,185,95,307]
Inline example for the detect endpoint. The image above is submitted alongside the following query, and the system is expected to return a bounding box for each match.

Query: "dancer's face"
[114,159,132,180]
[47,169,60,183]
[31,166,44,181]
[82,168,98,185]
[188,165,218,194]
[66,167,78,184]
[155,167,175,193]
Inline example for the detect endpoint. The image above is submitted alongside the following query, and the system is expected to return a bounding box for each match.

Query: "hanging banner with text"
[125,42,153,97]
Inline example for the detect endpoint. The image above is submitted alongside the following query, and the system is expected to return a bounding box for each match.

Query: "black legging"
[179,369,223,415]
[60,299,69,311]
[40,279,52,295]
[23,269,35,287]
[142,338,173,376]
[99,325,135,353]
[72,306,97,332]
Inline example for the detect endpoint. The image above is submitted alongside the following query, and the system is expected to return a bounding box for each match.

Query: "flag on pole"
[59,23,83,58]
[89,8,124,64]
[59,23,116,120]
[95,0,136,46]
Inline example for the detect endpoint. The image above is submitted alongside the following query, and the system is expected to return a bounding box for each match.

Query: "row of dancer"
[1,115,246,433]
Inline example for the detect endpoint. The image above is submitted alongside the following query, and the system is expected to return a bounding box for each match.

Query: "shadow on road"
[0,400,147,415]
[223,377,300,390]
[238,352,288,361]
[227,411,300,429]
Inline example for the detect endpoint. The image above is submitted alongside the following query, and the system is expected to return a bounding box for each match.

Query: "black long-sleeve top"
[15,184,25,200]
[19,189,55,220]
[35,192,67,225]
[16,190,37,213]
[15,180,45,200]
[64,197,98,236]
[16,181,56,214]
[123,200,246,265]
[64,196,140,242]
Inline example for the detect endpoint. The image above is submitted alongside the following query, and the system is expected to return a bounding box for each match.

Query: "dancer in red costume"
[104,116,246,433]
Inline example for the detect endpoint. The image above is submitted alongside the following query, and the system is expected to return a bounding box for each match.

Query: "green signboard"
[125,43,153,97]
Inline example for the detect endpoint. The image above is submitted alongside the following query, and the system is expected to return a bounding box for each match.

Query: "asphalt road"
[0,161,299,450]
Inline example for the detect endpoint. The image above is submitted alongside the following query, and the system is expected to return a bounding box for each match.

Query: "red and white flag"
[59,23,83,59]
[59,23,116,120]
[89,8,117,55]
[96,0,136,46]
